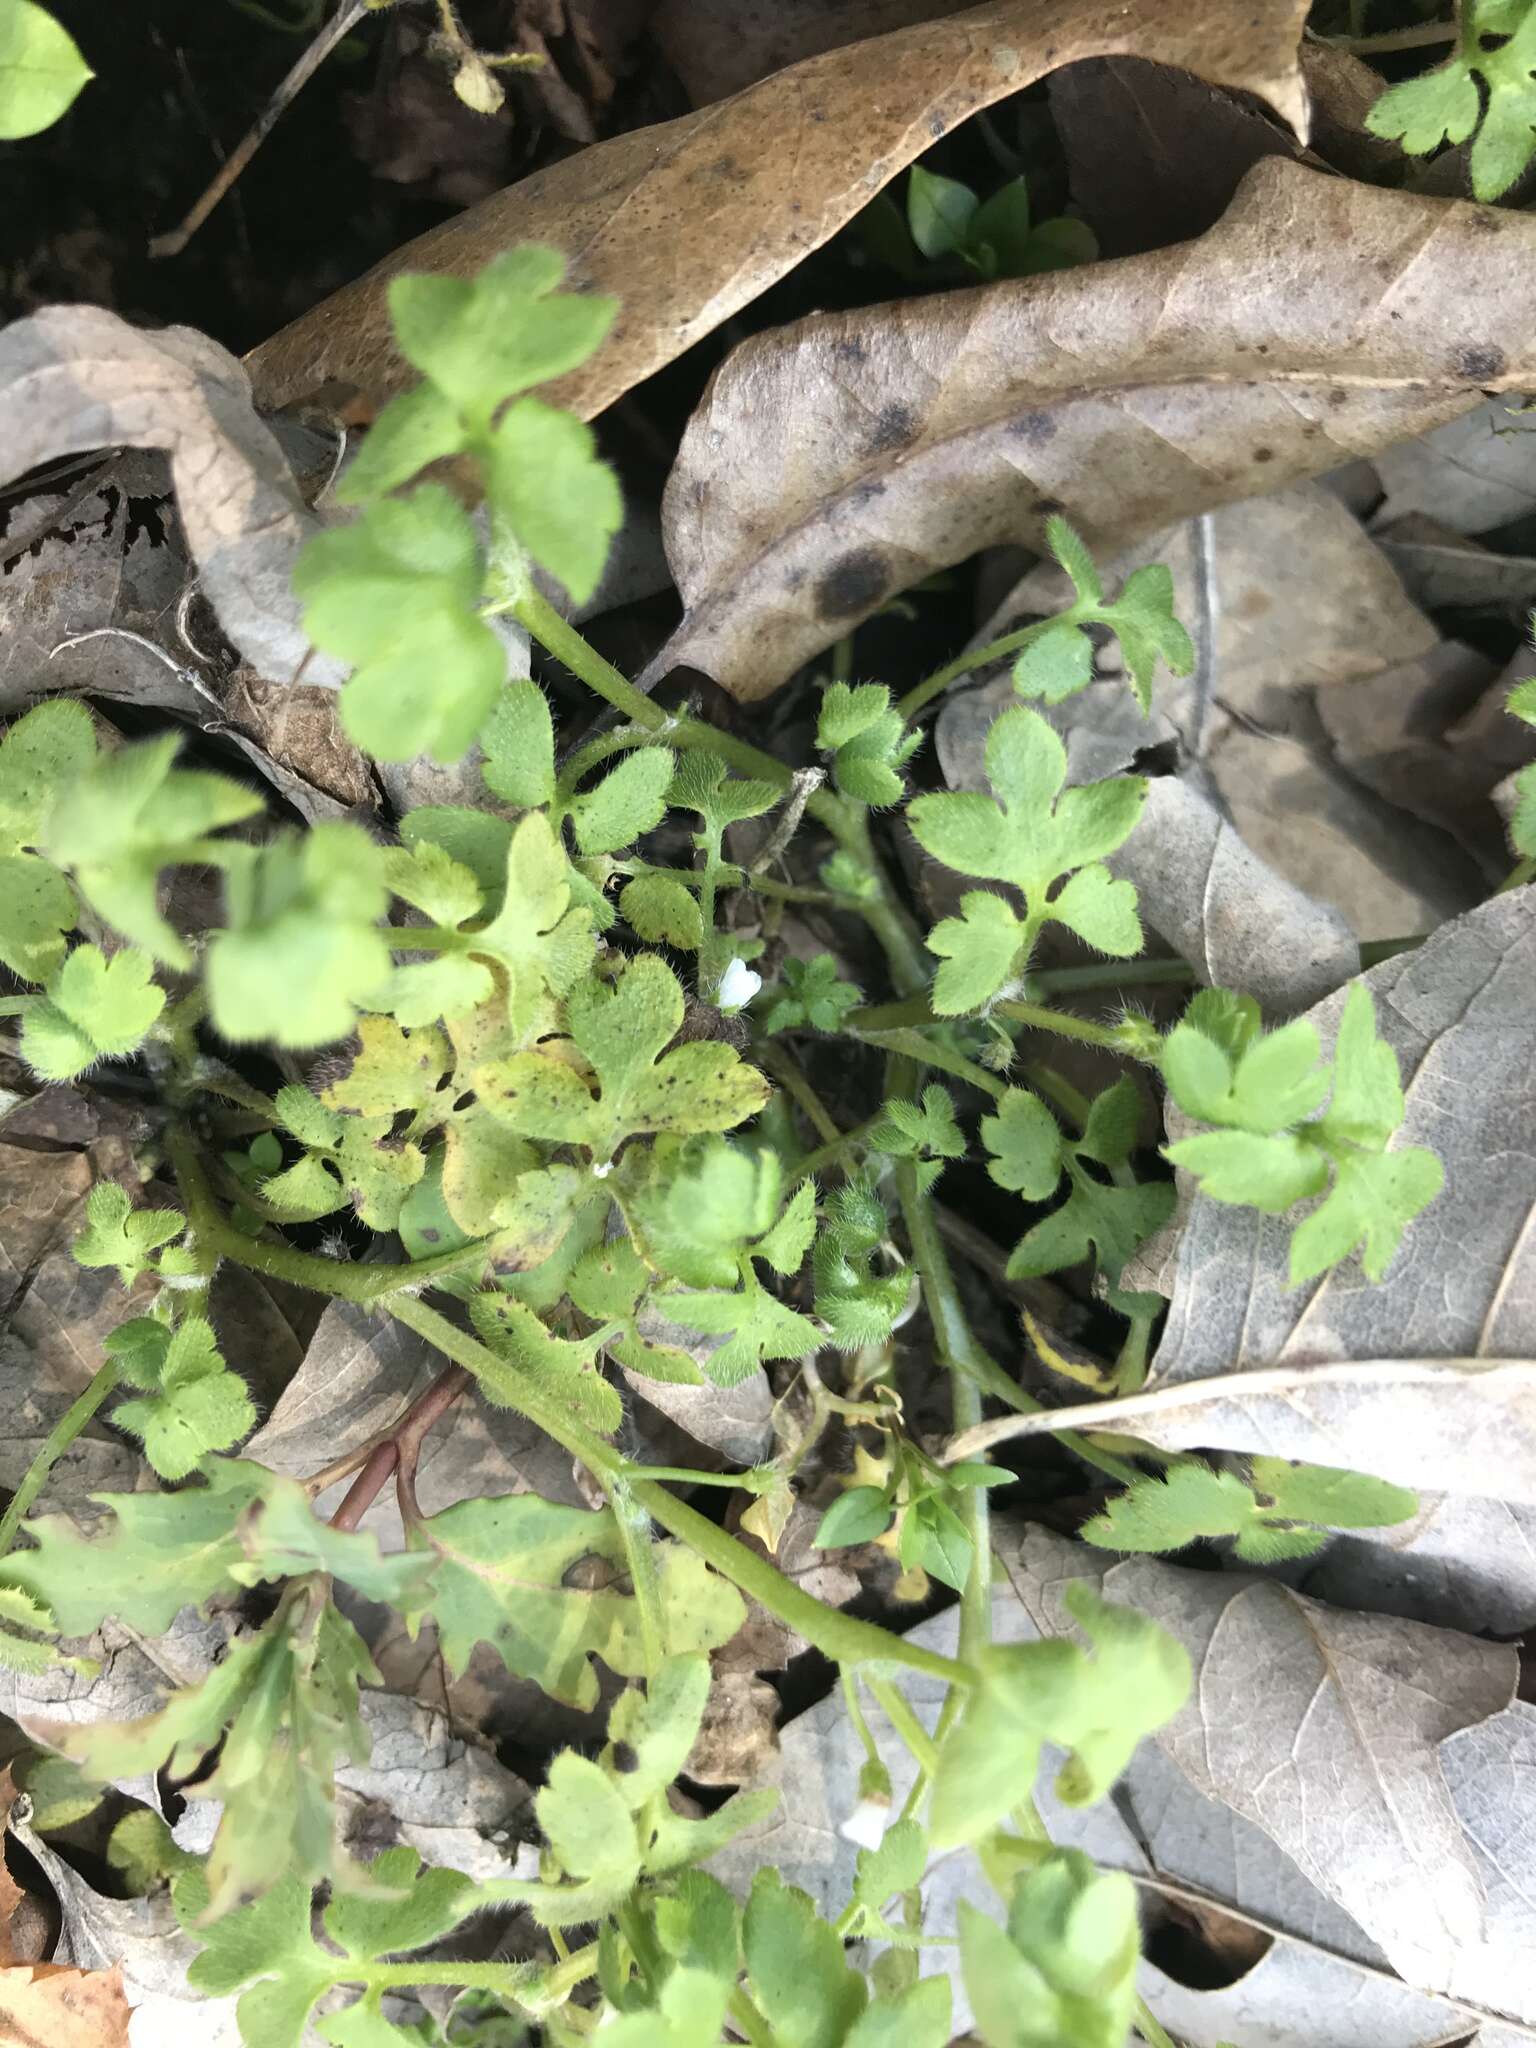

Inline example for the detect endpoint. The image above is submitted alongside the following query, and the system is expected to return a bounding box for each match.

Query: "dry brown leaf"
[650,158,1536,702]
[650,0,968,106]
[243,0,1311,423]
[0,1962,132,2048]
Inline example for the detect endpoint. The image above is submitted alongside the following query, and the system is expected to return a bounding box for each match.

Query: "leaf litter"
[11,8,1536,2048]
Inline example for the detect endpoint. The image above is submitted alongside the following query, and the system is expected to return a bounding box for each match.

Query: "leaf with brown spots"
[647,158,1536,701]
[243,0,1311,424]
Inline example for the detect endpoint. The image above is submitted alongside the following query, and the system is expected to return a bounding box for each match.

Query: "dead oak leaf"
[244,0,1311,424]
[648,157,1536,701]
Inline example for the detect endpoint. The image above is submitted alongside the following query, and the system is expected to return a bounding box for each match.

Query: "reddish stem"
[322,1366,471,1531]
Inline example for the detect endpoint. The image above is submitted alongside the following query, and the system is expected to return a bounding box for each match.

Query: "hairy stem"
[0,1360,119,1558]
[851,991,1143,1057]
[897,617,1059,722]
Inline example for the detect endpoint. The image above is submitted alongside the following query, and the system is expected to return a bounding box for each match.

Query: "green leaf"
[621,873,704,949]
[1006,1171,1173,1286]
[1043,515,1102,606]
[907,709,1144,965]
[668,753,781,836]
[1103,562,1193,711]
[0,698,97,981]
[470,1292,622,1434]
[1049,864,1141,955]
[1289,1143,1444,1286]
[960,1852,1139,2048]
[541,1751,639,1880]
[931,1584,1189,1846]
[20,944,165,1080]
[829,704,920,808]
[294,486,506,764]
[743,1867,869,2048]
[209,825,390,1048]
[907,164,979,258]
[1081,1461,1321,1563]
[488,396,624,605]
[1162,1130,1328,1212]
[184,1846,488,2048]
[71,1181,182,1285]
[411,1493,744,1709]
[571,747,675,855]
[45,732,262,968]
[1012,623,1094,704]
[968,177,1033,275]
[388,247,616,426]
[1162,1010,1329,1134]
[657,1278,822,1386]
[871,1084,964,1164]
[813,1486,893,1549]
[50,1591,377,1914]
[1250,1456,1418,1531]
[817,682,890,750]
[334,381,468,502]
[0,0,91,139]
[759,952,862,1032]
[108,1315,255,1481]
[478,953,768,1157]
[606,1652,711,1806]
[5,1458,432,1637]
[480,678,557,805]
[843,1977,952,2048]
[928,891,1025,1012]
[901,1495,973,1592]
[813,1178,912,1350]
[981,1088,1064,1198]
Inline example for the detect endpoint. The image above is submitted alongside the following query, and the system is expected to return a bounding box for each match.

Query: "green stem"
[0,1360,120,1558]
[169,1125,494,1302]
[867,1675,941,1776]
[365,1959,564,1994]
[787,1113,883,1186]
[1500,855,1535,894]
[1134,1995,1181,2048]
[0,995,35,1019]
[381,1292,970,1688]
[607,1480,666,1678]
[851,991,1140,1058]
[855,1027,1005,1102]
[895,1153,1141,1490]
[1326,19,1458,53]
[728,1987,779,2048]
[898,617,1059,722]
[755,1038,842,1146]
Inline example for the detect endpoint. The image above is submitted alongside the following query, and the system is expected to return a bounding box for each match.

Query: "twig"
[151,0,374,259]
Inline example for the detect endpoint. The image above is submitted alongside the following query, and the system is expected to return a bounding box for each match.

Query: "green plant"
[0,250,1443,2047]
[1366,0,1536,199]
[0,0,91,138]
[906,164,1099,279]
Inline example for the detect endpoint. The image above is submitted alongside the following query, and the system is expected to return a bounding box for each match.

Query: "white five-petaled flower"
[717,957,763,1013]
[838,1796,890,1852]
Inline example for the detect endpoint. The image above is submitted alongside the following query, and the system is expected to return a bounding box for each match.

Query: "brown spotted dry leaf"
[650,158,1536,702]
[244,0,1311,423]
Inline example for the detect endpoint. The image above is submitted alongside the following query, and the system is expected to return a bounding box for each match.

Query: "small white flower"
[591,1159,613,1179]
[717,957,762,1013]
[838,1796,890,1852]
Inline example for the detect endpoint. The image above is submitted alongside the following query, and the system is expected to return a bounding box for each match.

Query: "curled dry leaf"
[243,0,1312,423]
[0,307,335,686]
[1373,395,1536,535]
[652,159,1536,702]
[0,1961,132,2048]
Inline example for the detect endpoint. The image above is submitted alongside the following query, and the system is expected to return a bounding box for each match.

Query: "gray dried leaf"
[1374,397,1536,535]
[648,160,1536,702]
[1105,1554,1515,1999]
[0,457,197,719]
[1314,640,1510,879]
[9,1809,239,2046]
[0,307,337,686]
[1376,513,1536,617]
[1304,1493,1536,1636]
[1110,778,1360,1013]
[244,1297,584,1549]
[337,1690,531,1881]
